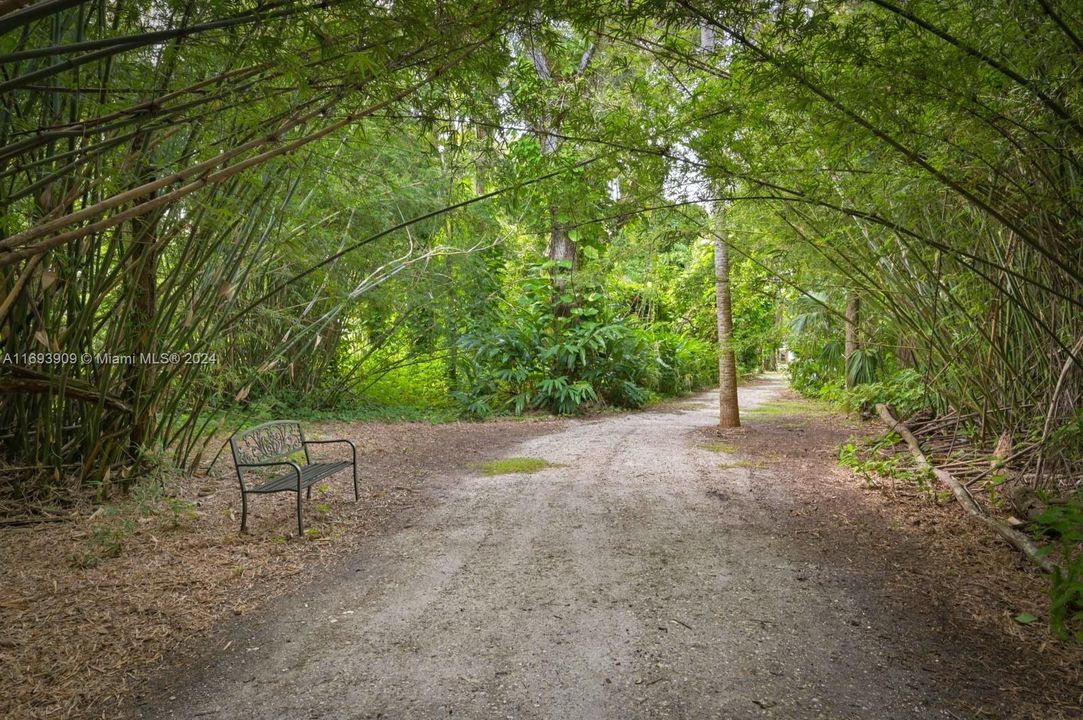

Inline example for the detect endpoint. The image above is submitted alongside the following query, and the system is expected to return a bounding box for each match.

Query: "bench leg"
[352,464,359,501]
[306,485,312,500]
[241,492,249,533]
[296,491,304,537]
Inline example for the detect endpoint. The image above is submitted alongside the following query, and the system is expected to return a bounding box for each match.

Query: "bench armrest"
[303,439,356,461]
[235,460,302,492]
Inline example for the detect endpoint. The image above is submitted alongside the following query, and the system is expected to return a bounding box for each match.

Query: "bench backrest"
[230,420,306,467]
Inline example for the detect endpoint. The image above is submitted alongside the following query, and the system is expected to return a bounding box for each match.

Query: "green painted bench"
[230,420,357,535]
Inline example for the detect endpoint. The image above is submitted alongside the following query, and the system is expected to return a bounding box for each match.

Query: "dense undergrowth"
[213,261,742,426]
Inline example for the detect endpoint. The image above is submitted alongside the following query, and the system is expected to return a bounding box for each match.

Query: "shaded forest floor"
[2,377,1080,719]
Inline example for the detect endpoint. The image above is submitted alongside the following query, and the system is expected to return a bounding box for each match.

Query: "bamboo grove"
[0,0,1080,508]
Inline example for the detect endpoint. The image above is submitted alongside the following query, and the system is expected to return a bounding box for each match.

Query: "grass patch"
[670,400,709,410]
[476,457,557,476]
[719,460,765,470]
[194,396,465,434]
[743,399,835,418]
[699,441,737,453]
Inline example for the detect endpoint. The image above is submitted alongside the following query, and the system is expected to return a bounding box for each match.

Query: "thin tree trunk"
[122,6,194,463]
[896,335,913,368]
[124,196,160,456]
[844,292,860,388]
[548,210,577,317]
[714,220,740,428]
[473,124,488,195]
[702,25,737,426]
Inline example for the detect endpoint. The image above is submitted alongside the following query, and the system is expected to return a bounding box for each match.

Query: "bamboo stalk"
[0,254,43,323]
[1035,334,1083,487]
[0,40,488,264]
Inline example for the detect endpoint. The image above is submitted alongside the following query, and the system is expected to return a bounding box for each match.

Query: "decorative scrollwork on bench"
[232,421,304,465]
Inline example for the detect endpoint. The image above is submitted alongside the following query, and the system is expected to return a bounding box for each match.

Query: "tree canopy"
[0,0,1078,515]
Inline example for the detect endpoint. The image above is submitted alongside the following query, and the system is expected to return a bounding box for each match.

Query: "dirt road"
[134,376,1072,719]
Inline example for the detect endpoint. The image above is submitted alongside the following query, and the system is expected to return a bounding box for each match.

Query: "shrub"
[822,369,932,417]
[455,266,653,415]
[1035,497,1083,642]
[644,330,717,396]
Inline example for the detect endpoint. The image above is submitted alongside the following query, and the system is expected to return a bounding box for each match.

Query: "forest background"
[1,0,1080,635]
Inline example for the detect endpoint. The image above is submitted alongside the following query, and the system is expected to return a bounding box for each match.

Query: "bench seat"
[249,461,353,494]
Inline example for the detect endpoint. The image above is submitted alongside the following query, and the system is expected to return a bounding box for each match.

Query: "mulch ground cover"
[0,416,562,720]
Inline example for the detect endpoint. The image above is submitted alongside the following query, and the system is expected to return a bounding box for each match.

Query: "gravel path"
[136,377,982,719]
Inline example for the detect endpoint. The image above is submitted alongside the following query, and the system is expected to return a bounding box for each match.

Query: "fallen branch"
[876,404,1055,574]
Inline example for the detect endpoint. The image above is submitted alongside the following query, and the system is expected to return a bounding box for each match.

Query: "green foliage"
[694,0,1081,462]
[454,255,724,417]
[126,476,198,530]
[456,265,653,415]
[789,353,842,397]
[844,348,885,389]
[728,256,785,376]
[164,498,199,529]
[823,369,932,418]
[1047,411,1083,465]
[476,457,557,475]
[786,293,847,396]
[643,330,718,397]
[1035,498,1083,642]
[839,434,936,495]
[89,525,127,559]
[355,353,454,410]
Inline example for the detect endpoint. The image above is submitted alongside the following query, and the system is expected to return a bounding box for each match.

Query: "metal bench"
[230,420,357,535]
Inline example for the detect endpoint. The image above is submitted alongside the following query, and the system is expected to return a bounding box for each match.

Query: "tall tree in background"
[521,13,597,271]
[713,207,741,427]
[699,23,739,427]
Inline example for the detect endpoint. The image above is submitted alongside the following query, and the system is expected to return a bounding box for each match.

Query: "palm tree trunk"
[715,222,740,428]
